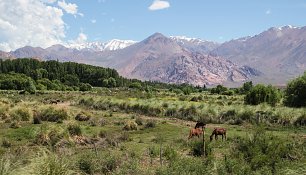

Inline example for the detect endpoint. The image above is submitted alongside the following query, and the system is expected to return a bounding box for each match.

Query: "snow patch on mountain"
[66,39,137,51]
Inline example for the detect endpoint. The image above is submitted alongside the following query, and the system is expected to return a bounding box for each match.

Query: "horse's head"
[210,135,213,141]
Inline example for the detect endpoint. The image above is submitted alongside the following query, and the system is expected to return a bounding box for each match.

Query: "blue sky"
[64,0,306,42]
[0,0,305,51]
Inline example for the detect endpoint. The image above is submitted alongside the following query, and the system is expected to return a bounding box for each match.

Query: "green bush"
[79,83,92,91]
[10,107,32,121]
[145,120,156,128]
[38,107,69,123]
[245,84,281,106]
[284,72,306,107]
[67,124,82,136]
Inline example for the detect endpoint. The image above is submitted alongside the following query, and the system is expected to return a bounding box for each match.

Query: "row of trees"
[243,72,306,108]
[0,58,206,92]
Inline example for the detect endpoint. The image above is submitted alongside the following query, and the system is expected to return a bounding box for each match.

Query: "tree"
[284,72,306,107]
[241,81,253,94]
[211,85,227,94]
[245,84,281,106]
[79,83,92,91]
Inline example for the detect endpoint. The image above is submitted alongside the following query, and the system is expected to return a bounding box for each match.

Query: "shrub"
[79,83,92,91]
[10,107,32,121]
[135,117,144,125]
[123,121,138,131]
[2,139,11,148]
[67,124,82,136]
[145,120,156,128]
[38,107,69,122]
[294,113,306,126]
[98,130,108,138]
[10,121,21,129]
[33,151,73,175]
[211,85,228,94]
[75,112,91,121]
[284,72,306,107]
[245,84,281,106]
[78,156,94,174]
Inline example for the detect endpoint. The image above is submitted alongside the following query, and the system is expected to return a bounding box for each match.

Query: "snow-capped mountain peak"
[104,39,137,51]
[66,39,137,51]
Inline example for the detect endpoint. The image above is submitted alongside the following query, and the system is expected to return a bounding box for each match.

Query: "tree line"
[0,58,205,92]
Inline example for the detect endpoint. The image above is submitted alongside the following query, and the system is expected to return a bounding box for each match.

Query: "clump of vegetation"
[123,121,138,131]
[33,151,73,175]
[10,121,21,129]
[135,117,144,125]
[9,106,32,121]
[284,72,306,107]
[38,106,69,123]
[224,128,305,174]
[2,138,12,148]
[145,120,156,128]
[67,124,82,136]
[245,84,281,106]
[75,112,91,121]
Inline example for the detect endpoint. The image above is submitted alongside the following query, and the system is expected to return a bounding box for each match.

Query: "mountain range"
[1,25,305,86]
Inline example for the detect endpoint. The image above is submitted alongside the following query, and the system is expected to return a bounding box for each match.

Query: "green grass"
[0,90,305,174]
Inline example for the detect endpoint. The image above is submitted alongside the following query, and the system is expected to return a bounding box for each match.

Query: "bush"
[10,107,32,121]
[294,113,306,126]
[228,128,304,174]
[145,120,156,128]
[38,107,69,122]
[284,72,306,107]
[2,139,11,148]
[33,152,73,175]
[67,124,82,136]
[245,84,281,106]
[75,112,91,121]
[135,117,144,125]
[123,121,138,131]
[211,85,228,94]
[78,156,94,174]
[79,83,92,91]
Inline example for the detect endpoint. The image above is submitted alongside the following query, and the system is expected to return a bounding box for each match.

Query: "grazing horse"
[188,128,203,139]
[194,121,206,129]
[210,128,226,141]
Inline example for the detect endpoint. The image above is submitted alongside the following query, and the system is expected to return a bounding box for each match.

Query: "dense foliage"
[244,84,281,106]
[284,72,306,107]
[0,58,206,92]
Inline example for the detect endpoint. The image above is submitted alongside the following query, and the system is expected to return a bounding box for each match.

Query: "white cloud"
[91,19,97,24]
[42,0,57,4]
[58,0,80,16]
[149,0,170,11]
[0,0,66,51]
[266,9,271,15]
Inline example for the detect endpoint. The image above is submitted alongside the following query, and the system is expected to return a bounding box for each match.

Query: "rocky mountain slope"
[212,25,306,84]
[100,33,259,86]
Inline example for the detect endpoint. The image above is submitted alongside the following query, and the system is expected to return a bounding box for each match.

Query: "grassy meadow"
[0,88,305,175]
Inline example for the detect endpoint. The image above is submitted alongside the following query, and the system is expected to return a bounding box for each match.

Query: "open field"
[0,89,305,175]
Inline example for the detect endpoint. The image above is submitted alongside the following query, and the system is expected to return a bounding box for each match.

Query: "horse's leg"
[222,134,224,141]
[215,135,218,140]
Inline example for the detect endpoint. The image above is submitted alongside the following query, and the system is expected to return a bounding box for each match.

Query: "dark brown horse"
[188,128,203,139]
[210,128,226,141]
[194,121,206,129]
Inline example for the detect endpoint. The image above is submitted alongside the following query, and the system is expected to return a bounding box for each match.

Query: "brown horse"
[188,128,203,139]
[210,128,226,141]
